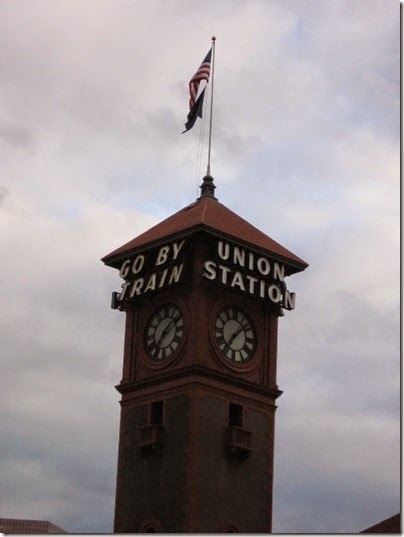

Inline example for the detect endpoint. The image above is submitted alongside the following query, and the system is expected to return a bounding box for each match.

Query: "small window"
[150,401,164,425]
[228,403,243,427]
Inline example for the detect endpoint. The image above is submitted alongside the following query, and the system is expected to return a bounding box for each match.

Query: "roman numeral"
[217,334,226,347]
[227,349,236,361]
[173,335,182,346]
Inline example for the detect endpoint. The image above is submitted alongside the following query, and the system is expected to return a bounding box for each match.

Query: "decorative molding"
[116,364,282,400]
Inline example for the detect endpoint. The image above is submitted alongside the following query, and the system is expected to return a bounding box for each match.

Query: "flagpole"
[206,36,216,176]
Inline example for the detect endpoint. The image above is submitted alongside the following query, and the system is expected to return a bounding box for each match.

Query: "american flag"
[188,48,212,110]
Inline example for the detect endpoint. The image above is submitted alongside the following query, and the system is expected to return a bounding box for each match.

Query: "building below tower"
[0,517,67,534]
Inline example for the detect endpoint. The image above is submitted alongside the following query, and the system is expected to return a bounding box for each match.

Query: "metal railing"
[137,424,164,451]
[226,426,252,458]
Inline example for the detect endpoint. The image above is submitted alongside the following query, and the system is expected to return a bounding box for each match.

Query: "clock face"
[214,306,256,364]
[145,305,184,361]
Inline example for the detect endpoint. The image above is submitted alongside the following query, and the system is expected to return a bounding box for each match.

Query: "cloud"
[0,0,398,533]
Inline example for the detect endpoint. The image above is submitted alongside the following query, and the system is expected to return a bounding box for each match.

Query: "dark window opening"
[145,528,156,533]
[150,401,164,425]
[228,403,243,427]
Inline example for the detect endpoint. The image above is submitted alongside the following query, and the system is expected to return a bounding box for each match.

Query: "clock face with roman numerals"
[214,306,256,364]
[145,305,184,361]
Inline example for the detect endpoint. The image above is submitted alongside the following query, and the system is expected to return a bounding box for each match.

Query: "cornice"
[116,365,282,400]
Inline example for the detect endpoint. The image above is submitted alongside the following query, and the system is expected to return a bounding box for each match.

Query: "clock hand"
[157,320,174,345]
[228,326,244,346]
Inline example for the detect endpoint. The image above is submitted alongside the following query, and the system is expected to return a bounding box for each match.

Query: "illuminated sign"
[117,239,186,301]
[202,240,296,310]
[113,237,297,311]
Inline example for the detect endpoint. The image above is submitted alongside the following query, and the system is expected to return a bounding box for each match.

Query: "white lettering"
[231,271,245,291]
[116,238,296,311]
[158,268,168,288]
[169,264,184,284]
[218,241,230,260]
[119,260,131,279]
[284,290,296,310]
[131,254,145,274]
[233,247,245,267]
[144,273,156,293]
[129,278,144,297]
[246,275,258,294]
[273,262,285,282]
[257,257,270,275]
[219,264,231,285]
[119,280,132,300]
[172,240,185,260]
[203,260,217,280]
[155,245,170,266]
[268,284,282,303]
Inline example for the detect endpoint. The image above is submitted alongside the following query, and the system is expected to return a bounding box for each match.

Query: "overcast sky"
[0,0,399,534]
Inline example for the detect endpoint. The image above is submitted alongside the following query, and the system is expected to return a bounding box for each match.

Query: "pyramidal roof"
[102,179,308,274]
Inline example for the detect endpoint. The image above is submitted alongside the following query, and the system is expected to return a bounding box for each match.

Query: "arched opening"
[141,522,160,533]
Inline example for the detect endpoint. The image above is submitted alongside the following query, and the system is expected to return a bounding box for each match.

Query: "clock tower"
[102,175,308,533]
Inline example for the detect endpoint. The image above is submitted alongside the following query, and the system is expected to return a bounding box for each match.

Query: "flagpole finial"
[199,173,217,200]
[212,36,216,41]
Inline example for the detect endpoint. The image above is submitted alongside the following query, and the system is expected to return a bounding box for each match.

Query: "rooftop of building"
[360,513,400,534]
[102,174,308,274]
[0,517,67,534]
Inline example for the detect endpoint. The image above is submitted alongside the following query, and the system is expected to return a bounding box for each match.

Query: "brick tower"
[102,175,308,533]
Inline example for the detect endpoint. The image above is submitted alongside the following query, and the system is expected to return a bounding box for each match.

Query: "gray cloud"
[0,0,398,533]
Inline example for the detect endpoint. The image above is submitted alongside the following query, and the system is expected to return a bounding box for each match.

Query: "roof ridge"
[102,196,308,273]
[200,196,209,223]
